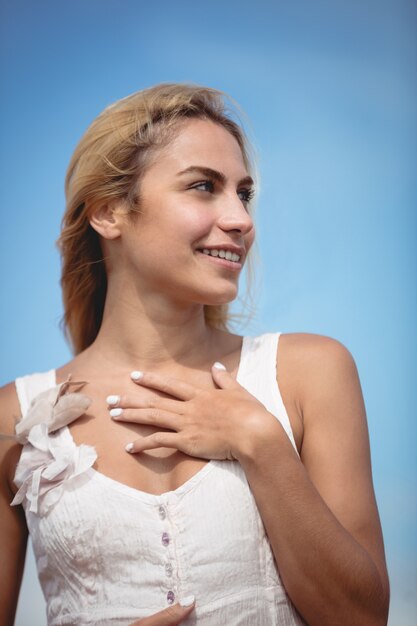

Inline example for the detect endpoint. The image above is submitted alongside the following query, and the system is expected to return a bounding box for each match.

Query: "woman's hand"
[130,596,195,625]
[107,362,280,463]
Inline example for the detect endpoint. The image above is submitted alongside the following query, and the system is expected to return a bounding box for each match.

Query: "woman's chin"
[200,289,238,306]
[167,278,239,307]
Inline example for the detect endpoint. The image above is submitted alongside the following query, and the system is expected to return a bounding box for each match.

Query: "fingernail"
[179,594,195,607]
[106,395,120,406]
[109,408,123,418]
[125,442,134,452]
[213,361,226,370]
[130,371,143,381]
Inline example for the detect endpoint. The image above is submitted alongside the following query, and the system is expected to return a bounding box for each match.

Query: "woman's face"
[117,118,256,306]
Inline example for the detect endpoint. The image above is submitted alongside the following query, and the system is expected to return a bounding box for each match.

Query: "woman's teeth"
[201,249,241,262]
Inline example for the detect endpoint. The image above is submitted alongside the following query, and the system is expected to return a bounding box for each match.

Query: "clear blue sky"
[0,1,415,623]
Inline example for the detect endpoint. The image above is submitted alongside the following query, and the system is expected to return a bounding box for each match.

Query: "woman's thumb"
[211,361,237,389]
[131,595,195,625]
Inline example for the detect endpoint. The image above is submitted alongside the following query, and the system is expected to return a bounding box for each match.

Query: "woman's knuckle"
[148,408,160,421]
[153,434,167,448]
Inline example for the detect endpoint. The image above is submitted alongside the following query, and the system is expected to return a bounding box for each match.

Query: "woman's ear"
[89,202,125,240]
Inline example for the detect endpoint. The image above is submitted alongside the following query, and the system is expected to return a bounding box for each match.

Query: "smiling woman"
[87,116,256,320]
[59,85,258,355]
[0,84,389,626]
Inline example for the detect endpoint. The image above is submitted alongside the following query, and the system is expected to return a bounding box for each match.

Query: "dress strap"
[15,370,56,417]
[237,333,298,451]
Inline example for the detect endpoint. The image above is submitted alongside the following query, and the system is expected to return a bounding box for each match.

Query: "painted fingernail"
[125,442,134,453]
[106,395,120,406]
[179,594,195,607]
[213,361,226,370]
[130,371,143,381]
[109,408,123,418]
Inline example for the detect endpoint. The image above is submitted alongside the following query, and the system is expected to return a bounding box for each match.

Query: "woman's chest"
[66,375,213,496]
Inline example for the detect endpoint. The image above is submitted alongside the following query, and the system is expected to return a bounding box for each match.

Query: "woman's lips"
[196,249,242,271]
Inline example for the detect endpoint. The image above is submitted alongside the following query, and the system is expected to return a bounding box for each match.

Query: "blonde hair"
[58,83,259,355]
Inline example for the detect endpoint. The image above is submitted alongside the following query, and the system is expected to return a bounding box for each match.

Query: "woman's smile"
[195,248,243,271]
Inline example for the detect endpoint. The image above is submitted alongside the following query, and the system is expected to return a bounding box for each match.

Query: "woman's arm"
[239,333,389,626]
[0,383,29,626]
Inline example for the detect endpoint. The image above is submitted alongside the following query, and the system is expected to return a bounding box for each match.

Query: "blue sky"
[0,1,415,623]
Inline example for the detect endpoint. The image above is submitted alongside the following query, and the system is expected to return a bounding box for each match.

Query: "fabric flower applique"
[1,376,97,515]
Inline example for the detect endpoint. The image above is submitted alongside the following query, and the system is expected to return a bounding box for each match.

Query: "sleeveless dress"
[12,332,306,626]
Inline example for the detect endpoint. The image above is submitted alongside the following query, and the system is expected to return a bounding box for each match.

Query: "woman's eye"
[190,180,214,193]
[189,181,255,205]
[238,188,255,204]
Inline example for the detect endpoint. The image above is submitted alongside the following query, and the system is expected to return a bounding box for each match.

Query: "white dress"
[12,332,306,625]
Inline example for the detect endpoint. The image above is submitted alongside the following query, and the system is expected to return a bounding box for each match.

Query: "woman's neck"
[78,293,222,374]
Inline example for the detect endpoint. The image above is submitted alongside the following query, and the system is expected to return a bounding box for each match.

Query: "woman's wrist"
[233,409,292,466]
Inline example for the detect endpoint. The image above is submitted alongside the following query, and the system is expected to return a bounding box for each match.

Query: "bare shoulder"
[0,381,24,492]
[278,331,356,373]
[277,332,359,416]
[0,381,22,432]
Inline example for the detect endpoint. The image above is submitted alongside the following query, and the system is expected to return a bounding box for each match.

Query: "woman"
[0,84,389,626]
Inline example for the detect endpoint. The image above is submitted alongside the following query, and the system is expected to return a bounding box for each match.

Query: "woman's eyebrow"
[177,165,254,187]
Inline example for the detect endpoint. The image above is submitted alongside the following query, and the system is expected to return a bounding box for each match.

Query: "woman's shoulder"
[245,331,356,390]
[270,332,361,456]
[277,331,361,420]
[0,364,69,491]
[0,382,25,491]
[278,331,355,365]
[0,381,22,436]
[278,331,357,389]
[275,331,357,401]
[0,366,59,435]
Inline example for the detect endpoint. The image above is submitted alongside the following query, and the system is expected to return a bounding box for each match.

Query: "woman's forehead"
[150,118,249,178]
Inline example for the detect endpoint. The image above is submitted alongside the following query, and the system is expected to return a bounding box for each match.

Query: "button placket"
[157,500,177,605]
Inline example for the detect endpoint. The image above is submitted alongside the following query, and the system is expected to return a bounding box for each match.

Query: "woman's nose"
[216,194,254,235]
